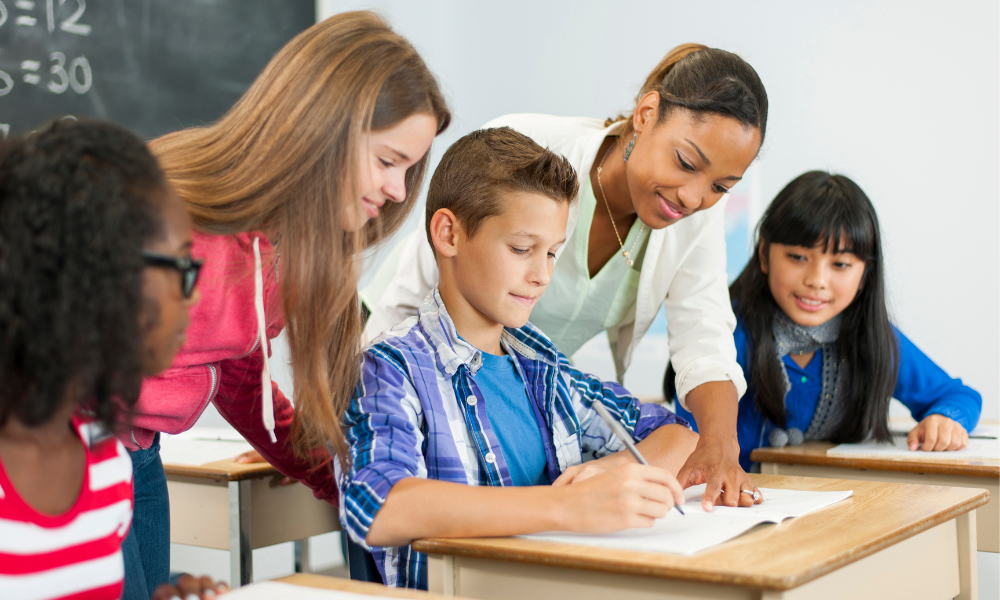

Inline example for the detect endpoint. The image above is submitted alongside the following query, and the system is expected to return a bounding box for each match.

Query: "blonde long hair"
[150,11,450,462]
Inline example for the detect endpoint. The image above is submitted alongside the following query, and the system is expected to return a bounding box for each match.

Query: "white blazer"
[361,114,747,406]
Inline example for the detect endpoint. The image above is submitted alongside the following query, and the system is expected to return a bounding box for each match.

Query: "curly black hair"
[0,118,167,431]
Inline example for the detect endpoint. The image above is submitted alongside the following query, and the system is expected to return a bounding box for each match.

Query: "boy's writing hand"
[551,462,610,486]
[152,574,229,600]
[907,415,969,451]
[558,463,685,532]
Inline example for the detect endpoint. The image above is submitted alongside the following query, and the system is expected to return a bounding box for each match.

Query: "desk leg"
[427,554,456,595]
[229,480,252,587]
[294,540,310,573]
[957,509,978,600]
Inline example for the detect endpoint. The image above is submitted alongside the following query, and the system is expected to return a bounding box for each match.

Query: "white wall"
[319,0,999,420]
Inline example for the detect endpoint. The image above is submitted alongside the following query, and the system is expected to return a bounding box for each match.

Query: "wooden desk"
[164,459,340,587]
[415,475,987,600]
[275,573,472,598]
[751,442,999,552]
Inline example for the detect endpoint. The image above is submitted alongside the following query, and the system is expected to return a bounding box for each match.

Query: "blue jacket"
[676,316,982,471]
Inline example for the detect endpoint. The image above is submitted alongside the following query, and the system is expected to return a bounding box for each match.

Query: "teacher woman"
[121,12,450,600]
[362,43,766,512]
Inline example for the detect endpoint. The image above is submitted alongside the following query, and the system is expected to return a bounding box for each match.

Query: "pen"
[590,400,685,516]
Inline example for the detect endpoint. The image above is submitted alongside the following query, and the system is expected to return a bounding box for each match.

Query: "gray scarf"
[768,311,844,447]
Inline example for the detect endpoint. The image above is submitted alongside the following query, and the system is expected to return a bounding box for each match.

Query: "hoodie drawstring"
[253,237,278,444]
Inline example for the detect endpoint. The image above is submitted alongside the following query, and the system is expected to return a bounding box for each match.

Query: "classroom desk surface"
[751,442,999,554]
[163,457,340,588]
[414,475,988,600]
[275,573,472,599]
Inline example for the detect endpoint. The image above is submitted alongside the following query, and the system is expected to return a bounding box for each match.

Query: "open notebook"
[522,484,852,556]
[828,436,999,460]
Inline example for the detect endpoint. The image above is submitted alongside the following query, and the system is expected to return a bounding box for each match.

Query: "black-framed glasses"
[142,251,203,299]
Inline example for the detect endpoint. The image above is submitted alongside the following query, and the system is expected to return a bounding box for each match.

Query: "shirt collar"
[417,286,561,377]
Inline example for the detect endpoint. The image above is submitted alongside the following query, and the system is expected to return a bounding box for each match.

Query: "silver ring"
[741,489,761,502]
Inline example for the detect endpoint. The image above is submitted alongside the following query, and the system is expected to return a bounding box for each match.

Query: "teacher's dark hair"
[729,171,897,443]
[0,119,165,431]
[607,43,768,143]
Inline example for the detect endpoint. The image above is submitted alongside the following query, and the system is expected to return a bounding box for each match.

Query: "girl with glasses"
[0,119,223,600]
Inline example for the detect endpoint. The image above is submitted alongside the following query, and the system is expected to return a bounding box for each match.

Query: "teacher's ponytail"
[605,43,768,144]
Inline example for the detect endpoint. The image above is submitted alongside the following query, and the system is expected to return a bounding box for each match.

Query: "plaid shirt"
[337,287,686,589]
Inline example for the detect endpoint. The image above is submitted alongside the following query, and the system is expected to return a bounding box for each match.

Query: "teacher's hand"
[677,435,760,510]
[675,380,762,511]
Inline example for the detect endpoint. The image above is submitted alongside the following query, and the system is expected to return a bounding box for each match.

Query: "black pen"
[591,400,685,516]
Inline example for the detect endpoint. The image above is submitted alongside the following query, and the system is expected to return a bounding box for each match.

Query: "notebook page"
[226,581,391,600]
[828,436,999,460]
[523,485,852,556]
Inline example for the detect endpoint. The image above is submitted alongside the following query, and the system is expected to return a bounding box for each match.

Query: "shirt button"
[800,376,807,383]
[484,452,496,464]
[466,395,477,406]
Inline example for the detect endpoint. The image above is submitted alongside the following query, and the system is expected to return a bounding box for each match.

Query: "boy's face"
[451,191,569,329]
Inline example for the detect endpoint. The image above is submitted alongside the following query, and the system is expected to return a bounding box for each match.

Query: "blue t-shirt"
[676,315,983,471]
[474,351,549,486]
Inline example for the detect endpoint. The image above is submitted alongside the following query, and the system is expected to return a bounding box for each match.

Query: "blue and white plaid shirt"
[337,287,686,589]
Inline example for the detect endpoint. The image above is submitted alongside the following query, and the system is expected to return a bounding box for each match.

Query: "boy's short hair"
[425,127,579,246]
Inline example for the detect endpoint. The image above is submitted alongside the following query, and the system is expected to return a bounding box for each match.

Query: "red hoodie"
[124,230,337,502]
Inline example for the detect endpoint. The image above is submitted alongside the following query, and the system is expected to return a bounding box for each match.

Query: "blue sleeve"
[892,326,981,433]
[338,343,427,551]
[558,351,688,458]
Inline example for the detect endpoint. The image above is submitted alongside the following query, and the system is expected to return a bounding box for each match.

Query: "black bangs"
[759,171,878,262]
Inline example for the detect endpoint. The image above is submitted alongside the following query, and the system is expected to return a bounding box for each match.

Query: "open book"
[522,484,852,556]
[828,436,999,460]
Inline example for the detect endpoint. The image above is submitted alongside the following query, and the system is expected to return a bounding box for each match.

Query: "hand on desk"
[234,450,298,485]
[677,381,762,511]
[907,414,969,451]
[557,463,686,531]
[152,574,229,600]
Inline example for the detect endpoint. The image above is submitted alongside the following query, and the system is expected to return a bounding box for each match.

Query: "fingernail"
[187,594,200,600]
[169,596,181,600]
[204,590,216,598]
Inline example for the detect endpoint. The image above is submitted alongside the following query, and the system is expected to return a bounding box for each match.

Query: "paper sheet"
[225,581,391,600]
[158,435,254,466]
[828,436,999,460]
[522,484,852,556]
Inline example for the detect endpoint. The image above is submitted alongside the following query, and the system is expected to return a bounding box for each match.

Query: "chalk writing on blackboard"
[0,0,91,137]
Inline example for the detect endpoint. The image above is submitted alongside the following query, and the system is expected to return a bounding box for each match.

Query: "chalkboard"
[0,0,315,140]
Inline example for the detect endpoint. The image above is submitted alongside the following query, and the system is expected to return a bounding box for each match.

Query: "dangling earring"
[623,132,637,162]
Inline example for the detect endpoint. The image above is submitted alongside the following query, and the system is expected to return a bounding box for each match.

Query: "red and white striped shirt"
[0,416,134,600]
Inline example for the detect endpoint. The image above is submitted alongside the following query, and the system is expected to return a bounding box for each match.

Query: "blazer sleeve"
[662,209,747,409]
[892,327,982,433]
[360,229,439,343]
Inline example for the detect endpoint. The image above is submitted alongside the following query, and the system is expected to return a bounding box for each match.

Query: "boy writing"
[338,127,698,589]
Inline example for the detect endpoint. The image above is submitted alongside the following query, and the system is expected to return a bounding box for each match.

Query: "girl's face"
[341,113,439,232]
[141,187,199,375]
[763,241,866,327]
[627,96,760,229]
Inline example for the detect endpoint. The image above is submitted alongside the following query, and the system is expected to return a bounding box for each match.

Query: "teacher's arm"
[661,208,759,510]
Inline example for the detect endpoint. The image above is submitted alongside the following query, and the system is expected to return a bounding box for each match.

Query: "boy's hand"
[552,462,611,486]
[558,463,685,532]
[907,415,969,451]
[152,574,229,600]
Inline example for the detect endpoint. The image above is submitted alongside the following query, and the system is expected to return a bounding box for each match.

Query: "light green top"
[529,177,648,357]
